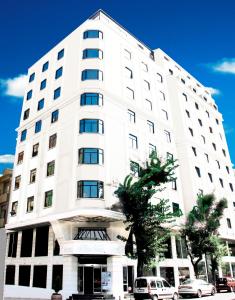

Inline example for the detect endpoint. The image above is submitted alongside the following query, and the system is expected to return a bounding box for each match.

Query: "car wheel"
[197,290,202,298]
[152,295,158,300]
[211,288,216,295]
[229,286,233,292]
[172,292,178,300]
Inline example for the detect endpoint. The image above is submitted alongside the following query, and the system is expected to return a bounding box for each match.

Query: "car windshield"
[182,279,194,285]
[135,279,147,287]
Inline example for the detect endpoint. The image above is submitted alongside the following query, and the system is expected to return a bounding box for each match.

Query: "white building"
[3,9,235,300]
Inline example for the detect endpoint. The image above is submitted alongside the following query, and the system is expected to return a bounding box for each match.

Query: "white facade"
[4,9,235,300]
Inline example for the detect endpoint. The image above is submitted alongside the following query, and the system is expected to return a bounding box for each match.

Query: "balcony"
[0,193,9,204]
[60,239,125,256]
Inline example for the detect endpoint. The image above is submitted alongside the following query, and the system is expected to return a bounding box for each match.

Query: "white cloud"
[0,154,14,164]
[211,58,235,74]
[206,87,221,96]
[0,74,27,97]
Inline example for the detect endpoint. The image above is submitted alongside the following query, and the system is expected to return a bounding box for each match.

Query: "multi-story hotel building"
[4,9,235,300]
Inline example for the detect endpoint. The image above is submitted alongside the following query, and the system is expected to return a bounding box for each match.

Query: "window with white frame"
[129,134,138,149]
[126,87,134,99]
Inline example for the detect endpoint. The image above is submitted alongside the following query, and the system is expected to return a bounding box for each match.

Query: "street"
[179,292,235,300]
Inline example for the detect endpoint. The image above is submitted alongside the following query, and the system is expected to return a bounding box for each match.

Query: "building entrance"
[78,265,107,294]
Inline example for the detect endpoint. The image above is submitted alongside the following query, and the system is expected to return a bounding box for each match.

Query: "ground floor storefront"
[3,223,235,300]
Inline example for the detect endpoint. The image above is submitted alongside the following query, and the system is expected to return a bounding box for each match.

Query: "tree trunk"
[137,258,144,277]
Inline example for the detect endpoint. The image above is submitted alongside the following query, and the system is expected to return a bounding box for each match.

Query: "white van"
[134,276,178,300]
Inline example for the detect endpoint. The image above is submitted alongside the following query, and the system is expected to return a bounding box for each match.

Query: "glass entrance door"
[78,265,107,294]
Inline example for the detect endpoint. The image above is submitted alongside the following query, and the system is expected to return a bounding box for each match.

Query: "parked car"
[216,277,235,292]
[134,276,178,300]
[178,278,216,298]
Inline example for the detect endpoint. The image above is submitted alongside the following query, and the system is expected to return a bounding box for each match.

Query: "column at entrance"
[107,256,124,300]
[62,256,78,299]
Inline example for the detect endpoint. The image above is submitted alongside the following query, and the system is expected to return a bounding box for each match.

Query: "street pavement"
[178,291,235,299]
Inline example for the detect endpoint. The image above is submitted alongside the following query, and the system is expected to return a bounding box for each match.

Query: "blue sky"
[0,0,235,173]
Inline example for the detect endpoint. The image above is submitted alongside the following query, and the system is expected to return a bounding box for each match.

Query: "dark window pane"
[20,229,33,257]
[5,265,15,285]
[35,226,49,256]
[33,265,47,288]
[19,265,31,286]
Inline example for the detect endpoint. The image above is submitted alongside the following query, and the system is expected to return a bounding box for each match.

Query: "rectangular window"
[172,179,177,190]
[189,127,193,136]
[129,134,138,149]
[124,49,131,60]
[229,183,234,192]
[159,91,165,101]
[23,108,30,120]
[29,73,35,82]
[143,80,150,90]
[47,161,55,176]
[212,143,216,151]
[128,109,135,123]
[49,133,57,149]
[20,129,27,142]
[44,190,53,208]
[156,73,163,83]
[26,90,33,100]
[55,67,63,79]
[14,175,21,189]
[8,232,18,257]
[35,226,49,256]
[182,93,187,101]
[37,98,44,110]
[205,153,209,162]
[219,178,224,188]
[80,93,103,106]
[83,48,103,59]
[195,166,201,177]
[52,265,63,291]
[145,99,152,111]
[33,266,47,288]
[124,67,133,79]
[195,102,199,110]
[149,143,156,155]
[32,143,39,157]
[141,62,148,72]
[19,265,31,286]
[83,30,103,39]
[42,61,49,72]
[201,135,206,144]
[27,196,34,213]
[20,229,33,257]
[77,180,104,198]
[35,120,42,133]
[162,109,168,120]
[172,202,180,214]
[147,120,154,134]
[198,119,202,126]
[208,173,213,182]
[186,110,190,118]
[164,130,171,143]
[57,49,64,60]
[40,79,47,90]
[29,168,36,183]
[5,265,15,285]
[227,218,232,229]
[11,201,18,216]
[126,87,134,99]
[166,152,173,160]
[51,110,59,123]
[175,236,187,258]
[79,148,103,164]
[17,151,24,164]
[54,87,61,99]
[130,161,139,177]
[222,149,226,157]
[80,119,104,134]
[192,147,197,156]
[81,69,103,80]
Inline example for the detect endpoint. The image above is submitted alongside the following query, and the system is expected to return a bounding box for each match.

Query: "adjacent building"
[0,168,12,300]
[3,10,235,300]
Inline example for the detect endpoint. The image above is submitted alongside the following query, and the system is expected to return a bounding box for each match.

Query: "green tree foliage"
[181,193,227,279]
[114,152,181,276]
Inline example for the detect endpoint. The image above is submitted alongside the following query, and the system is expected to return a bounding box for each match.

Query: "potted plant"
[51,275,62,300]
